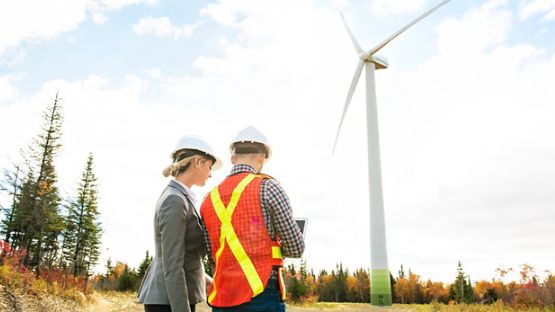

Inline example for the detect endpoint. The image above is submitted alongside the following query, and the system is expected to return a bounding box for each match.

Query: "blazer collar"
[168,180,196,201]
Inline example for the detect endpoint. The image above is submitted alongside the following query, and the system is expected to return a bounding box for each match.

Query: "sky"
[1,0,554,284]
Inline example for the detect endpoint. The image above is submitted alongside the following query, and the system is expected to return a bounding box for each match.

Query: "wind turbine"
[333,1,450,306]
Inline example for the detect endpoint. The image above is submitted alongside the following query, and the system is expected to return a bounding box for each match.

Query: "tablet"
[294,217,308,239]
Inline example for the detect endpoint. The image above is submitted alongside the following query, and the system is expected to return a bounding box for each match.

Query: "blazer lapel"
[168,180,203,229]
[168,180,190,199]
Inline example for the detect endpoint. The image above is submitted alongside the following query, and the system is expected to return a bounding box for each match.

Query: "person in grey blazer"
[138,135,222,312]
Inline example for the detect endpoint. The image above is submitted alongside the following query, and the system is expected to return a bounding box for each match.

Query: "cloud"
[0,0,88,56]
[0,0,158,57]
[370,0,431,16]
[87,0,161,25]
[0,76,19,103]
[133,17,200,39]
[98,0,158,10]
[519,0,555,21]
[436,1,512,55]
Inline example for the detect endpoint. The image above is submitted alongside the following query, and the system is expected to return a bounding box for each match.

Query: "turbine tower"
[333,1,450,306]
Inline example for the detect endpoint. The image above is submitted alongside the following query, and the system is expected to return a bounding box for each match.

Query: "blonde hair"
[162,149,205,177]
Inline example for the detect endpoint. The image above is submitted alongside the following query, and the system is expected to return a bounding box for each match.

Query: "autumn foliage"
[283,260,555,309]
[0,240,87,303]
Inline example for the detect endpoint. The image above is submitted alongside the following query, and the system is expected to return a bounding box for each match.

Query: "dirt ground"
[0,284,416,312]
[80,293,409,312]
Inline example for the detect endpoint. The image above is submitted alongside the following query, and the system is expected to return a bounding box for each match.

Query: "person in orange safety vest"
[200,126,305,312]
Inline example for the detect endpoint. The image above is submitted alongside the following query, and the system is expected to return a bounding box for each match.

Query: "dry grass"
[3,289,554,312]
[84,292,555,312]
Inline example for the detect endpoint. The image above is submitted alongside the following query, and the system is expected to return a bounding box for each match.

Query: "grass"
[288,302,555,311]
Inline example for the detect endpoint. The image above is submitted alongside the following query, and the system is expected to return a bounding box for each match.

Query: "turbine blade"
[368,0,449,55]
[333,61,365,153]
[341,12,363,54]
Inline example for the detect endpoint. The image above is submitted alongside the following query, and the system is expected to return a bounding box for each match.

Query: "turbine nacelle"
[358,53,389,70]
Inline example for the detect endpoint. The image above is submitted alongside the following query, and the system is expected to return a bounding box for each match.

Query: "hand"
[204,273,213,295]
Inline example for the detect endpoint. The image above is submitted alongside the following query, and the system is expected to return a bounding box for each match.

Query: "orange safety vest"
[200,172,286,307]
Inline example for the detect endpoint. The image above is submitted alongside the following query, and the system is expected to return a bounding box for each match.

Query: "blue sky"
[1,0,555,283]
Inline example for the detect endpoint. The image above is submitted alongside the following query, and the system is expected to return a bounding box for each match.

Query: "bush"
[0,242,90,305]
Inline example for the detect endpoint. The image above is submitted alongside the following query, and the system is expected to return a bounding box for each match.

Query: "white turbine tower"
[333,1,450,306]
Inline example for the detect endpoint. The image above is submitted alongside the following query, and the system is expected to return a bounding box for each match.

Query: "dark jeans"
[144,304,196,312]
[212,277,285,312]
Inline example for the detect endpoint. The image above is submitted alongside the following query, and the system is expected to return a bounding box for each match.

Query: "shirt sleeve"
[201,219,215,268]
[261,178,305,258]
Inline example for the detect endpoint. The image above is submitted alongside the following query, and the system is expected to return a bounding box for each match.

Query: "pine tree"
[450,261,471,303]
[118,265,138,291]
[0,164,23,244]
[10,169,35,250]
[138,250,153,280]
[300,258,308,278]
[465,276,474,303]
[390,272,396,303]
[333,263,348,302]
[16,93,64,275]
[399,264,406,279]
[105,257,114,278]
[62,153,102,278]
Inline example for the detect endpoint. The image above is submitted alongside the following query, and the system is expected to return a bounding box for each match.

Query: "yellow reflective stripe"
[227,174,256,215]
[209,174,265,297]
[224,224,264,295]
[208,225,226,303]
[279,267,286,300]
[272,246,282,259]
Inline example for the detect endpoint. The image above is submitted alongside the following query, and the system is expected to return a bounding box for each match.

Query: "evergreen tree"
[288,263,296,276]
[300,258,308,279]
[450,261,472,303]
[399,264,406,279]
[390,272,396,303]
[465,276,474,303]
[10,169,35,249]
[333,263,348,302]
[16,93,64,275]
[105,257,114,277]
[118,265,138,291]
[62,153,102,278]
[0,164,23,244]
[138,250,153,280]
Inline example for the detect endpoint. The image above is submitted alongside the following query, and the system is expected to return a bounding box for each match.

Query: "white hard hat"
[172,135,223,170]
[230,126,272,161]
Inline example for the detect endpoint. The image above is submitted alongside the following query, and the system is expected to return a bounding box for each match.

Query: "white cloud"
[0,76,19,103]
[370,0,430,16]
[0,0,89,56]
[98,0,158,11]
[133,17,200,39]
[436,2,512,56]
[0,0,158,56]
[519,0,555,21]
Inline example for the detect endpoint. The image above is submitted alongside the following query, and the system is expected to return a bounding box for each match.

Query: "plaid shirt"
[202,164,305,267]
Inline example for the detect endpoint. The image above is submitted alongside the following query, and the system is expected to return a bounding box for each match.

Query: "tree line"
[98,252,554,309]
[0,93,102,288]
[283,260,555,308]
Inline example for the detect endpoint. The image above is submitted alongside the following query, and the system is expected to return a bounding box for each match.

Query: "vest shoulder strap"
[256,173,278,182]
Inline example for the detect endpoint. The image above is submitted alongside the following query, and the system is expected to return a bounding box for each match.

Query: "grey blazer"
[138,180,207,312]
